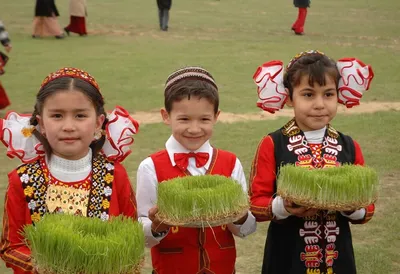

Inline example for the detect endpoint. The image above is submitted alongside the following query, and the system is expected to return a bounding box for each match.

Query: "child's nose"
[187,121,201,133]
[314,96,325,109]
[62,118,76,131]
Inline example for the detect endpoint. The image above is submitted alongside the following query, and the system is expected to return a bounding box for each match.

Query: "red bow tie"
[174,152,210,170]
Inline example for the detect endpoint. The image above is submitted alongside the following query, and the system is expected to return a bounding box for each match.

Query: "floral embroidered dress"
[0,107,139,274]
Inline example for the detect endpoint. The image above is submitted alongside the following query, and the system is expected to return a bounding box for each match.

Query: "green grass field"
[1,0,400,273]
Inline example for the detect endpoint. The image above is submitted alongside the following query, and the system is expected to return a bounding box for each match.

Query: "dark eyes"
[303,92,335,98]
[50,114,87,118]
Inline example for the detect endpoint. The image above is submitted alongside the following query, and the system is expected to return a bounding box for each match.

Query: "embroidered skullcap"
[165,66,218,92]
[286,50,326,70]
[40,67,101,94]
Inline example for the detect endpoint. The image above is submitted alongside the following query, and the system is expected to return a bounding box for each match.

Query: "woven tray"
[278,190,378,211]
[157,208,249,228]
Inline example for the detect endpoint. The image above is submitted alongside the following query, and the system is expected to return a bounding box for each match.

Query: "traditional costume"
[157,0,172,31]
[136,67,256,274]
[33,0,64,38]
[250,51,375,274]
[0,68,139,273]
[64,0,88,36]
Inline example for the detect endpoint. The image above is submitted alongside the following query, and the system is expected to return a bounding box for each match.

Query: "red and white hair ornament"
[0,106,139,163]
[253,50,374,113]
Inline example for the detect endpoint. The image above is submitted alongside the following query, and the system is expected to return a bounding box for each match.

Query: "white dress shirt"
[272,128,366,221]
[136,135,257,248]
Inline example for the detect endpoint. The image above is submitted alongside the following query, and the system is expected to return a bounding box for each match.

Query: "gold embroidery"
[46,185,89,216]
[282,118,301,137]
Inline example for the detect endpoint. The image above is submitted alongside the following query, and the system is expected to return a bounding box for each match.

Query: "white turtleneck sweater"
[47,149,92,182]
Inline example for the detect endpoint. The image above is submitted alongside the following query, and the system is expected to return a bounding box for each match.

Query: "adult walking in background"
[33,0,64,39]
[157,0,172,31]
[291,0,310,35]
[64,0,88,36]
[0,20,12,109]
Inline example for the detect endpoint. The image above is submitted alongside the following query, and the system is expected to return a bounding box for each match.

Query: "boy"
[136,66,256,274]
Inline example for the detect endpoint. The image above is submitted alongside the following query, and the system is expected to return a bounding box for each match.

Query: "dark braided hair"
[30,77,108,158]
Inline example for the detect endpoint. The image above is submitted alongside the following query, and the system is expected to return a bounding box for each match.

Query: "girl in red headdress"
[0,67,139,273]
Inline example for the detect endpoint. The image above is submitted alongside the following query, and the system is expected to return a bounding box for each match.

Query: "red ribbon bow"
[174,152,210,170]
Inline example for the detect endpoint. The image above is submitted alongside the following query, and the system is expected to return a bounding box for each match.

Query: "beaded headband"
[165,66,218,92]
[286,49,326,71]
[40,67,101,93]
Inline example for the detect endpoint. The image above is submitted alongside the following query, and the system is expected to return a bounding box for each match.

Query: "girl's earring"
[93,130,102,141]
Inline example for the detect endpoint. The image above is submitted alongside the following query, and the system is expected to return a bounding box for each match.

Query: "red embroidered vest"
[150,148,237,274]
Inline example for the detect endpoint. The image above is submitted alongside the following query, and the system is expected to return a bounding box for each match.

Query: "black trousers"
[157,0,172,10]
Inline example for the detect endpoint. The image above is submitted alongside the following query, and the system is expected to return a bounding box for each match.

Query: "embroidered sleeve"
[114,162,137,219]
[348,140,375,224]
[0,170,34,272]
[249,136,277,222]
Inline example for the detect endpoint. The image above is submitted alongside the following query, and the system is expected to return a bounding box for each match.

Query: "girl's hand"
[148,206,171,234]
[283,200,318,217]
[4,44,12,53]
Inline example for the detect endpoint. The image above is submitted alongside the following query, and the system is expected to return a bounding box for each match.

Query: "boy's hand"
[233,212,248,225]
[283,200,318,218]
[148,206,171,234]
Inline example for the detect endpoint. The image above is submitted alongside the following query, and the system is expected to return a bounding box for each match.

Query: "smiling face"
[287,73,338,132]
[37,89,105,160]
[161,96,219,151]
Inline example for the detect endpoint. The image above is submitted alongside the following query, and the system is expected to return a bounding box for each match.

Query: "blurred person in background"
[0,20,12,109]
[157,0,172,31]
[64,0,88,36]
[32,0,64,39]
[291,0,310,35]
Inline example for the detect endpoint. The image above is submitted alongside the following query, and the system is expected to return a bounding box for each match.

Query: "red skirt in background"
[65,16,87,35]
[0,81,11,109]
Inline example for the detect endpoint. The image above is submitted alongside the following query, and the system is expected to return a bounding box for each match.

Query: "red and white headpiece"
[0,67,139,163]
[253,50,374,113]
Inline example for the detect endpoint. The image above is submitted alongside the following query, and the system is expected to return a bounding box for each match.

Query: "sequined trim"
[18,154,115,223]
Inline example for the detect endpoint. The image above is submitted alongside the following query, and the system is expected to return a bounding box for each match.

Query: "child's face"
[37,89,105,160]
[287,74,338,132]
[161,96,219,151]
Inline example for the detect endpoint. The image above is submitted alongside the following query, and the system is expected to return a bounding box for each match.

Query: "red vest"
[150,148,237,274]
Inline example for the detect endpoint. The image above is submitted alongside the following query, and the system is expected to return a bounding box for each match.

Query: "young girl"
[250,50,375,273]
[0,67,139,273]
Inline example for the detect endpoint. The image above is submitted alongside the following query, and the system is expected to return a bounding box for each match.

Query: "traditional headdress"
[0,67,139,163]
[41,67,101,93]
[165,66,218,92]
[253,50,374,113]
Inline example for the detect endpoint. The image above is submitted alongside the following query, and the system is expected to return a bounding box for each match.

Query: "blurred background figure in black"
[32,0,64,39]
[157,0,172,31]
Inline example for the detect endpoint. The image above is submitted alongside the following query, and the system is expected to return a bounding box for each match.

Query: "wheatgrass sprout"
[277,164,379,211]
[157,175,249,227]
[23,214,145,274]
